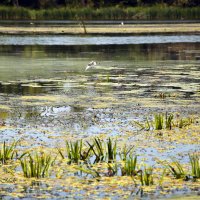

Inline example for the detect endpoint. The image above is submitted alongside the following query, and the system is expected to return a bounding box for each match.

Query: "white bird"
[121,22,124,26]
[85,61,97,71]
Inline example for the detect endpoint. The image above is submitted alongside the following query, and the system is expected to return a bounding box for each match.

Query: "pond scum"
[0,113,199,199]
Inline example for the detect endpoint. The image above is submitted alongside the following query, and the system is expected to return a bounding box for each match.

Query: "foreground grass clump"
[58,139,91,164]
[0,141,17,164]
[0,6,199,20]
[20,152,54,178]
[122,156,137,176]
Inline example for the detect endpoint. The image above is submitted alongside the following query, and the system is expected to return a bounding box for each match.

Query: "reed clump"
[20,152,54,178]
[0,141,17,164]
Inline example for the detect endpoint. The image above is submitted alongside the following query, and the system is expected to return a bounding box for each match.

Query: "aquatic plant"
[87,137,104,163]
[176,117,194,128]
[165,113,174,130]
[58,140,91,164]
[138,167,154,186]
[134,117,151,131]
[107,138,117,162]
[122,156,137,176]
[20,152,54,178]
[154,114,164,130]
[0,141,17,164]
[77,165,101,178]
[167,160,185,179]
[189,153,200,178]
[119,145,134,161]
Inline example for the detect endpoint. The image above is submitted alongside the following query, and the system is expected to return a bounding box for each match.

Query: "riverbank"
[0,23,200,35]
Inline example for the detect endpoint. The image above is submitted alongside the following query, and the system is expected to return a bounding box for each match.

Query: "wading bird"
[85,61,97,71]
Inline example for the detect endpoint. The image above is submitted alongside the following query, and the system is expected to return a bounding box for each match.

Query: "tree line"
[1,0,199,9]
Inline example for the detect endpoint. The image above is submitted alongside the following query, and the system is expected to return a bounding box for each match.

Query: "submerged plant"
[189,153,200,178]
[0,141,17,164]
[20,152,54,178]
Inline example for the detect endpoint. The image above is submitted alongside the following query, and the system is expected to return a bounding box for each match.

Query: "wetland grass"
[58,140,91,164]
[0,141,17,164]
[154,114,164,130]
[189,154,200,178]
[135,113,195,131]
[138,167,154,186]
[167,160,185,179]
[122,156,138,176]
[20,152,54,178]
[87,137,104,163]
[107,138,117,162]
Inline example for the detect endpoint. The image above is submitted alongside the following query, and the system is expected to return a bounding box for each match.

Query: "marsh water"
[0,34,200,199]
[0,34,200,147]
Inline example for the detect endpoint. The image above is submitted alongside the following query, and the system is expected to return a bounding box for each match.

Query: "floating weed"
[176,117,194,128]
[167,160,185,179]
[134,117,151,131]
[77,165,101,178]
[0,141,18,165]
[189,153,200,179]
[122,156,137,176]
[20,152,54,178]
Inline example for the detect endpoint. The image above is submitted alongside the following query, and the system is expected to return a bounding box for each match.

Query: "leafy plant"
[189,153,200,178]
[0,141,17,164]
[20,152,54,178]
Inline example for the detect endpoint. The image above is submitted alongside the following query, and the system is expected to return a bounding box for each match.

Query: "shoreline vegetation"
[0,5,199,21]
[0,23,199,35]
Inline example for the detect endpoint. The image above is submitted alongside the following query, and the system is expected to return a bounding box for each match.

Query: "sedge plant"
[20,152,54,178]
